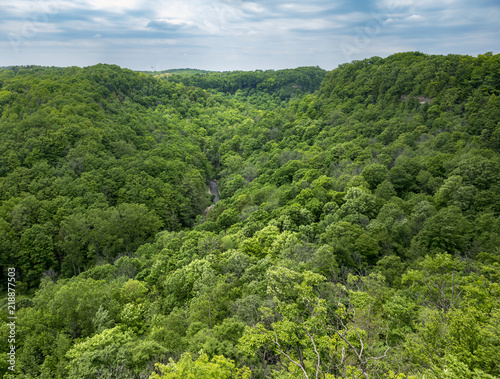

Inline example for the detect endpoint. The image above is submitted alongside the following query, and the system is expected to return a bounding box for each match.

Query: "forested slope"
[0,64,261,286]
[160,66,327,108]
[1,53,499,379]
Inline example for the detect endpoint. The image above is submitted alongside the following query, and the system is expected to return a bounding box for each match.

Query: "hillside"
[1,53,500,379]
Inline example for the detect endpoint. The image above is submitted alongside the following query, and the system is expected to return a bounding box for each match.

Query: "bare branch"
[272,329,310,379]
[302,318,321,379]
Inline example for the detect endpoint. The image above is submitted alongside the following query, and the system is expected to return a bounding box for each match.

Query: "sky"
[0,0,499,71]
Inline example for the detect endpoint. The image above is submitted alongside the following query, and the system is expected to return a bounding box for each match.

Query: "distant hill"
[159,66,327,102]
[139,68,215,76]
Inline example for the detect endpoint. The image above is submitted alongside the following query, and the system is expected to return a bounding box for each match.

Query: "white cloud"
[2,0,146,16]
[406,14,424,22]
[145,0,286,36]
[85,0,145,11]
[240,2,266,14]
[278,3,335,14]
[383,17,398,25]
[334,12,376,25]
[377,0,459,11]
[377,0,415,11]
[59,0,148,13]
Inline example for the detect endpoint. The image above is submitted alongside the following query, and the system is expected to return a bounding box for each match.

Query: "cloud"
[406,14,424,22]
[147,18,195,32]
[81,0,147,12]
[278,3,338,14]
[240,2,266,14]
[0,0,498,71]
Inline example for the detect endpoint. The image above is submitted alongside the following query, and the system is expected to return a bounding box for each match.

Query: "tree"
[111,203,163,254]
[37,276,118,338]
[409,206,472,258]
[188,266,232,329]
[361,164,388,190]
[239,267,391,379]
[402,253,466,311]
[322,221,380,267]
[65,326,167,379]
[18,224,56,287]
[149,352,251,379]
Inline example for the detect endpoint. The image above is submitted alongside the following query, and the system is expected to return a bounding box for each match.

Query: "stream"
[208,179,220,204]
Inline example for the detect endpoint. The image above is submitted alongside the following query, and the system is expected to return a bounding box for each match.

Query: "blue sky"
[0,0,499,71]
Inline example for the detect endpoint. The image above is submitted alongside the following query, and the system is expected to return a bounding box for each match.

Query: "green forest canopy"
[0,52,499,379]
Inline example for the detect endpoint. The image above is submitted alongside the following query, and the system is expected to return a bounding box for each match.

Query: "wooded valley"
[0,52,499,378]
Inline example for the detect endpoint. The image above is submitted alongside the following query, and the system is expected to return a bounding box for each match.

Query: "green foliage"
[149,352,251,379]
[18,224,56,287]
[2,53,500,379]
[162,66,326,104]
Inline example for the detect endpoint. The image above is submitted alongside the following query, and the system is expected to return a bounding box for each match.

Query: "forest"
[0,52,499,378]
